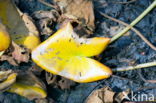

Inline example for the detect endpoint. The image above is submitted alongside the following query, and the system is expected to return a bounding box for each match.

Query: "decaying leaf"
[86,86,115,103]
[0,41,30,65]
[0,0,40,50]
[54,0,95,35]
[32,10,59,36]
[0,70,17,92]
[86,86,131,103]
[7,71,47,100]
[32,22,112,83]
[0,55,18,66]
[12,42,29,63]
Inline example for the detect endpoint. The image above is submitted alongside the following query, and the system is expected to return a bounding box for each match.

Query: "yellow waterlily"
[32,23,112,83]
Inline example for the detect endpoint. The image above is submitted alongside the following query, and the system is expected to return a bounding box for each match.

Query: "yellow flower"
[32,23,112,83]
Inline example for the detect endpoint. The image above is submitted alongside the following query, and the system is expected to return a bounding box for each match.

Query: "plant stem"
[110,0,156,43]
[112,61,156,72]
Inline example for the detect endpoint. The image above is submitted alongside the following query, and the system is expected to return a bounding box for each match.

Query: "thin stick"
[112,0,137,4]
[99,12,156,51]
[112,61,156,72]
[138,70,156,83]
[110,0,156,43]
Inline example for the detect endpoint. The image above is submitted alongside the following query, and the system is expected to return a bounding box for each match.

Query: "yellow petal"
[0,22,10,51]
[0,73,17,91]
[32,23,112,83]
[7,83,47,100]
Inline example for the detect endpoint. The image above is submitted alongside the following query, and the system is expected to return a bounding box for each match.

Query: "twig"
[138,69,156,83]
[135,86,156,92]
[99,12,156,51]
[112,61,156,72]
[112,0,137,4]
[110,0,156,43]
[38,0,57,9]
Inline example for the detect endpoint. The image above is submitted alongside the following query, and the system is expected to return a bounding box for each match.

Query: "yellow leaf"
[0,22,10,52]
[32,23,112,83]
[7,72,47,100]
[0,0,40,50]
[0,72,17,91]
[8,83,47,100]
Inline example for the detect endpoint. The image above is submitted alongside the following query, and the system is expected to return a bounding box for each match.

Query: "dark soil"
[0,0,156,103]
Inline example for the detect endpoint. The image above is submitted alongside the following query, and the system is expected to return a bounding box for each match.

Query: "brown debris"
[58,77,76,90]
[86,86,115,103]
[12,42,30,64]
[86,86,131,103]
[32,10,59,36]
[55,0,95,35]
[0,42,30,66]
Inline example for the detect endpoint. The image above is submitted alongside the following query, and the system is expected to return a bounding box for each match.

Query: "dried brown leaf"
[86,86,115,103]
[12,42,30,64]
[32,10,59,36]
[55,0,95,35]
[86,86,131,103]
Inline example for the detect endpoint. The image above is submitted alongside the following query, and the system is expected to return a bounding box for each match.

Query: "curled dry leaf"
[32,10,59,36]
[0,41,30,66]
[55,0,95,35]
[12,42,29,64]
[86,86,115,103]
[0,70,17,92]
[0,0,40,50]
[7,71,47,100]
[86,86,131,103]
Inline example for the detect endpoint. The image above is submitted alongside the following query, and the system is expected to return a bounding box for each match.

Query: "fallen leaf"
[0,55,18,66]
[85,86,115,103]
[55,0,95,35]
[0,41,30,65]
[0,70,17,92]
[86,86,131,103]
[32,10,59,36]
[12,42,29,63]
[7,71,47,100]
